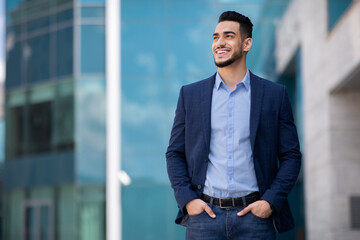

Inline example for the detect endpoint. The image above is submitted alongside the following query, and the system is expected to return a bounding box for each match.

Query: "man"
[166,11,301,240]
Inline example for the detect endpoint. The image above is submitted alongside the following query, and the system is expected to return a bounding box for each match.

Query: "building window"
[24,200,54,240]
[5,40,22,89]
[328,0,353,31]
[26,34,51,84]
[80,25,105,74]
[54,94,74,150]
[6,105,26,157]
[6,4,74,89]
[5,82,74,159]
[28,101,52,154]
[56,27,74,78]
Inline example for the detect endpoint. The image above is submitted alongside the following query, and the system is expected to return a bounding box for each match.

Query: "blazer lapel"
[201,74,216,154]
[249,72,264,152]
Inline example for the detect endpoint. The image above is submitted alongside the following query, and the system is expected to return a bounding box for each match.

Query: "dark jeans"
[185,203,276,240]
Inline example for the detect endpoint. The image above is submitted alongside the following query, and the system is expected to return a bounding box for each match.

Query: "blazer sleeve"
[166,87,198,213]
[261,86,302,212]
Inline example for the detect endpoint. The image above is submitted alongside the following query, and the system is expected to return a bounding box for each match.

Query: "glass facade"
[3,0,106,239]
[2,0,305,239]
[5,0,74,89]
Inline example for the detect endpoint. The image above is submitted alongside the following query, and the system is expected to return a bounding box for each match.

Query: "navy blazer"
[166,72,301,233]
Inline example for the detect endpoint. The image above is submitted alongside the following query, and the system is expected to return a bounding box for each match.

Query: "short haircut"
[218,11,253,39]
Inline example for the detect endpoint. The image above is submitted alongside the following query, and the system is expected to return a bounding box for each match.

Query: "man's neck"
[218,60,247,91]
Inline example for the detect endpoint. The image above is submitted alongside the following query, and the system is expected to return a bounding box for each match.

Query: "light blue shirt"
[203,70,259,198]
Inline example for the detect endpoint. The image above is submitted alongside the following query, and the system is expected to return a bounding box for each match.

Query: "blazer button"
[197,185,202,190]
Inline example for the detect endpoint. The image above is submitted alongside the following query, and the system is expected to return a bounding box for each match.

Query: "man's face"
[212,21,244,68]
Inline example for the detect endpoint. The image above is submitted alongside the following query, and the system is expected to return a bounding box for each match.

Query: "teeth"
[218,51,226,54]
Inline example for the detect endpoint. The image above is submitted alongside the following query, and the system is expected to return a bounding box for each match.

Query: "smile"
[215,48,231,56]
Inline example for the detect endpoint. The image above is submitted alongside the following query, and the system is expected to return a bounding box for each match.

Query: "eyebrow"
[212,31,236,37]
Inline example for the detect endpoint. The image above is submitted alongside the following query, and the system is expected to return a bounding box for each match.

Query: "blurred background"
[1,0,360,239]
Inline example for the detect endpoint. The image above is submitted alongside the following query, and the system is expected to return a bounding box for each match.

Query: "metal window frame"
[22,199,54,240]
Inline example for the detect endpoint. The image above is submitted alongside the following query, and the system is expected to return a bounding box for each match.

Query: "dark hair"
[218,11,253,39]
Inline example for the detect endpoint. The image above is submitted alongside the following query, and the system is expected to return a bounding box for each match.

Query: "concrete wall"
[275,0,360,239]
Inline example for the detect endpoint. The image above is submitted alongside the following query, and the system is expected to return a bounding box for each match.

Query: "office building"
[276,0,360,239]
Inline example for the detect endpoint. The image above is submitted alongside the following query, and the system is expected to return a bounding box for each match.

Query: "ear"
[242,38,252,52]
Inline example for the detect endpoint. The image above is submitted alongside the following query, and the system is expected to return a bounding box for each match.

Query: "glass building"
[2,0,304,239]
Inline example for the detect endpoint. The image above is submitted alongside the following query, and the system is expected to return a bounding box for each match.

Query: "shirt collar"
[215,69,251,91]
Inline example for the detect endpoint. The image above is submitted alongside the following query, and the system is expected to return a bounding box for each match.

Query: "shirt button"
[197,185,202,190]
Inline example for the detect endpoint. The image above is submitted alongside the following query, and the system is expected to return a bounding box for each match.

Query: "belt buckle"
[219,198,235,208]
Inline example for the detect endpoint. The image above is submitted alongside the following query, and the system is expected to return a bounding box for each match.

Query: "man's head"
[218,11,253,40]
[212,11,253,68]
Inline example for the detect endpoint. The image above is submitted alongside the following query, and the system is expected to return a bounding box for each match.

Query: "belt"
[201,192,260,208]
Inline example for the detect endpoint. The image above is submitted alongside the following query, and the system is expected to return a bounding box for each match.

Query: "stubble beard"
[214,49,243,68]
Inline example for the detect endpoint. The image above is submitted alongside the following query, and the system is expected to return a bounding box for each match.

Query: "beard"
[214,47,243,68]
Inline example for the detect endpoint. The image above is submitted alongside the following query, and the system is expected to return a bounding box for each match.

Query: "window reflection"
[81,7,105,19]
[56,0,73,6]
[6,83,75,159]
[23,1,51,20]
[27,34,50,84]
[56,8,73,24]
[56,27,73,77]
[54,95,74,150]
[28,101,52,154]
[27,16,51,35]
[24,201,53,240]
[7,106,25,157]
[80,25,105,73]
[6,4,74,89]
[5,40,22,89]
[40,206,50,240]
[25,207,36,240]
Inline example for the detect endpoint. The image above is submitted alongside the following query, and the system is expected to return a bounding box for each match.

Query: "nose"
[216,36,226,48]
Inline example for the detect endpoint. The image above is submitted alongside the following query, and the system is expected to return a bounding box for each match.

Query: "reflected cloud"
[136,53,156,73]
[165,52,177,74]
[76,80,106,182]
[186,62,204,80]
[76,80,106,151]
[22,43,32,60]
[186,27,204,45]
[6,32,15,52]
[121,94,175,184]
[122,96,169,127]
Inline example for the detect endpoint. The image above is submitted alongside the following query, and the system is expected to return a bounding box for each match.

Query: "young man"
[166,11,301,240]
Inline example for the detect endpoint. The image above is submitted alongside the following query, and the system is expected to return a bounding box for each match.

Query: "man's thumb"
[237,206,251,216]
